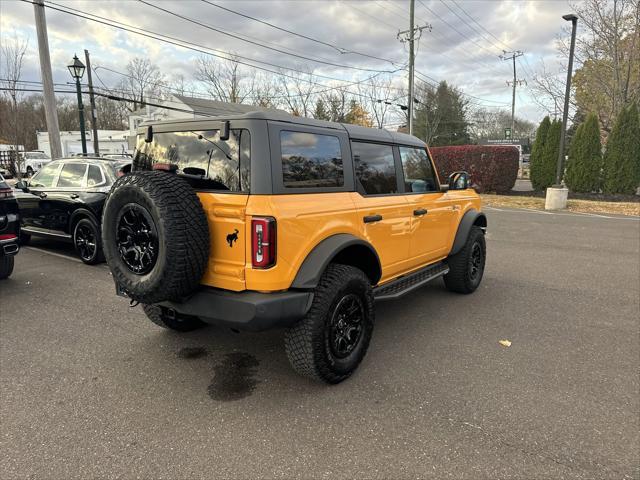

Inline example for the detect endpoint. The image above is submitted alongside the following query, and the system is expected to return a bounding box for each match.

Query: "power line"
[138,0,397,74]
[201,1,403,66]
[416,0,498,57]
[447,0,512,52]
[33,0,392,87]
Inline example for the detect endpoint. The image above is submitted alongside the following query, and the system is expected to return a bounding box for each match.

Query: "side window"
[399,146,438,193]
[352,142,397,195]
[56,163,87,188]
[280,131,343,188]
[29,162,59,188]
[87,165,104,187]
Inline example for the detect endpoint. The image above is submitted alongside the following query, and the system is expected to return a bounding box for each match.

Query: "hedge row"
[429,145,519,194]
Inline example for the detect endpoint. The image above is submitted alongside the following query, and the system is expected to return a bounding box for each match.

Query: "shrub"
[429,145,519,194]
[531,119,561,190]
[565,113,602,193]
[529,116,551,190]
[602,103,640,194]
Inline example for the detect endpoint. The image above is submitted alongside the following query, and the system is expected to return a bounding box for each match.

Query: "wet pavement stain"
[208,352,260,401]
[177,347,208,359]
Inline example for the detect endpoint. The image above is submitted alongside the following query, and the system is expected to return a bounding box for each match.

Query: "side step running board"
[373,261,449,301]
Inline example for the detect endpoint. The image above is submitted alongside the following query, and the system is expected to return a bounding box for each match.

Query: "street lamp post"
[556,14,578,186]
[545,13,578,210]
[68,54,87,156]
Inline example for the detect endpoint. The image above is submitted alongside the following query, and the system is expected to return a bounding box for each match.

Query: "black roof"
[141,110,426,147]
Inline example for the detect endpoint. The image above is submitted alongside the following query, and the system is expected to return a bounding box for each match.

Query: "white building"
[37,130,130,158]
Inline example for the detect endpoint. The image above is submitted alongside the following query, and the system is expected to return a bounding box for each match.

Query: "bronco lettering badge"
[226,229,239,247]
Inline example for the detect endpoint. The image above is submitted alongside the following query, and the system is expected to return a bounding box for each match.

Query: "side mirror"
[15,180,28,192]
[144,125,153,143]
[219,120,230,141]
[448,171,470,191]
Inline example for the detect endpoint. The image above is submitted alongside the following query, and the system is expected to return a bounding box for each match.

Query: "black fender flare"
[291,234,381,289]
[449,209,487,256]
[68,208,99,234]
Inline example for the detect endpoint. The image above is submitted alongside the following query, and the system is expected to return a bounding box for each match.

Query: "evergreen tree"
[565,113,602,193]
[313,99,330,121]
[534,119,561,190]
[602,103,640,194]
[529,116,551,190]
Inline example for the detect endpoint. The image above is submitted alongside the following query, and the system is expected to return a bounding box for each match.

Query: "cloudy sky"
[1,0,576,125]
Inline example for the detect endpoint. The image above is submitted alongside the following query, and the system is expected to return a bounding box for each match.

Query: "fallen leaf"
[499,339,512,347]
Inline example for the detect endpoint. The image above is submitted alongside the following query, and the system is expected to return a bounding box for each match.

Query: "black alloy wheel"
[73,218,104,265]
[469,241,484,281]
[328,294,365,359]
[115,203,159,275]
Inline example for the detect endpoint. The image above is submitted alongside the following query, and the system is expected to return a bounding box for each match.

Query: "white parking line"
[24,246,82,263]
[484,205,640,221]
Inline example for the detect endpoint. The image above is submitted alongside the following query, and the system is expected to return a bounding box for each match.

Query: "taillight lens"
[251,217,276,269]
[0,188,14,199]
[0,233,17,240]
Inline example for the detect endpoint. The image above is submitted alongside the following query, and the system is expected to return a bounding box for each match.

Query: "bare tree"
[117,57,166,111]
[252,73,281,109]
[279,68,318,116]
[1,33,28,177]
[196,55,254,103]
[359,75,396,129]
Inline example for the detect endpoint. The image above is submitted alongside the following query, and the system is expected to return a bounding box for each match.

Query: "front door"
[399,145,455,265]
[17,161,62,231]
[350,141,413,282]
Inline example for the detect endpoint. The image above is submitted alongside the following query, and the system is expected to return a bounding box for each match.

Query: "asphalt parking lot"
[1,207,638,479]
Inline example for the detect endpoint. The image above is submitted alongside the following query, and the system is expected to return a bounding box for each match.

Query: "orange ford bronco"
[101,112,486,383]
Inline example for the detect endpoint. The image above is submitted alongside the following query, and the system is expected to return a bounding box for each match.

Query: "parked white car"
[22,151,51,176]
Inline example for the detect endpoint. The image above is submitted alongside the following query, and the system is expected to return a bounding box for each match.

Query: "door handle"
[413,208,428,216]
[39,192,47,199]
[363,214,383,223]
[70,193,79,199]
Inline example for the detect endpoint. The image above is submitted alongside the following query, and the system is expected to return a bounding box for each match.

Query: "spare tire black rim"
[116,203,159,275]
[469,242,483,280]
[75,223,96,261]
[329,294,364,359]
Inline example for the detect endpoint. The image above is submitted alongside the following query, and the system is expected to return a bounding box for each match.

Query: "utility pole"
[397,0,431,136]
[33,0,62,159]
[84,50,99,155]
[500,50,525,137]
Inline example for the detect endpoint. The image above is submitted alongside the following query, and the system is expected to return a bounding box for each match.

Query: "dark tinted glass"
[352,142,397,195]
[29,162,59,188]
[281,131,343,188]
[87,165,103,187]
[57,163,87,188]
[399,146,438,192]
[134,129,250,192]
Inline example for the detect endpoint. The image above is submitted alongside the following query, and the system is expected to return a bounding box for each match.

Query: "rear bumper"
[0,237,19,256]
[159,287,314,332]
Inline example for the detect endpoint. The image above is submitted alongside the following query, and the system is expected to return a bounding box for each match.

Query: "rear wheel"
[444,225,486,294]
[0,255,14,279]
[73,217,104,265]
[284,264,374,384]
[142,304,205,332]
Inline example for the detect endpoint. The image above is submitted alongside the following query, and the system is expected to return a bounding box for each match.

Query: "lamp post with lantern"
[68,54,87,156]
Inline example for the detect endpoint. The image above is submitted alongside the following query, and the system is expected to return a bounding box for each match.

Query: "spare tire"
[101,171,210,304]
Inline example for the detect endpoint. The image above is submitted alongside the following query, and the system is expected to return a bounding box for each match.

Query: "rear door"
[48,162,88,233]
[350,140,413,282]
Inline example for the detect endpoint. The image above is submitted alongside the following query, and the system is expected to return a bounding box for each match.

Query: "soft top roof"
[139,110,426,148]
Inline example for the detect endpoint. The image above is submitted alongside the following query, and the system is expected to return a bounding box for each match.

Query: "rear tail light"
[0,234,17,241]
[251,217,276,269]
[0,188,14,199]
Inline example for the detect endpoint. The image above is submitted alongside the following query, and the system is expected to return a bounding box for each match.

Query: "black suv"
[0,173,20,279]
[15,157,130,264]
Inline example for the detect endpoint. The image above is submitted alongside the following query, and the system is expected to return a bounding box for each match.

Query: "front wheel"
[444,225,486,294]
[73,217,104,265]
[284,264,374,384]
[0,255,15,279]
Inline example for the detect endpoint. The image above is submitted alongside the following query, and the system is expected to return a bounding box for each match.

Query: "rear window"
[280,131,343,188]
[134,129,250,192]
[57,163,87,188]
[352,142,397,195]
